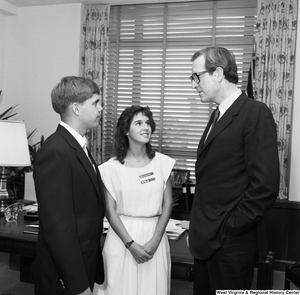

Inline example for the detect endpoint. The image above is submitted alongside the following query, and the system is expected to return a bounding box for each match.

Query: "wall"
[1,3,83,144]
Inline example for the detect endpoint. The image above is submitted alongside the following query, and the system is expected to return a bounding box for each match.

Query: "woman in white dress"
[93,106,175,295]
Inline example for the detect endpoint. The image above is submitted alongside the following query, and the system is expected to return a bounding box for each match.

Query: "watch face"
[125,240,134,248]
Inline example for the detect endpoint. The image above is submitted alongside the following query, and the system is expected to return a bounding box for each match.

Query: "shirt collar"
[60,121,87,149]
[218,89,242,119]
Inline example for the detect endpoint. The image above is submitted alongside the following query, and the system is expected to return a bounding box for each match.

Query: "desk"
[0,211,194,283]
[0,211,37,256]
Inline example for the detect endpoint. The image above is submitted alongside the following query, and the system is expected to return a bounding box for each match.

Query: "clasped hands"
[129,240,159,264]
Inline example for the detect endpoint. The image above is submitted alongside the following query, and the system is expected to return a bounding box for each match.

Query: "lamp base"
[0,166,14,215]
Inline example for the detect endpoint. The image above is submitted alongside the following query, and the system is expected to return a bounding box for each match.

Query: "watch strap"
[125,240,134,249]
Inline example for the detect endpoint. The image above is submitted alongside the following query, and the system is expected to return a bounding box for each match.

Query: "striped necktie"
[83,141,89,158]
[211,107,220,128]
[83,141,95,171]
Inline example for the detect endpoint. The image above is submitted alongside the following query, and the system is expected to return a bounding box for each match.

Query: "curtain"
[254,0,298,200]
[81,4,110,164]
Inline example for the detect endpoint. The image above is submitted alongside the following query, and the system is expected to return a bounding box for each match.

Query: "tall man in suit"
[33,76,105,295]
[189,47,280,294]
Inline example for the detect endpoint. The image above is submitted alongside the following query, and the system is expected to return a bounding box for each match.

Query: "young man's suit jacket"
[33,125,105,295]
[189,92,280,260]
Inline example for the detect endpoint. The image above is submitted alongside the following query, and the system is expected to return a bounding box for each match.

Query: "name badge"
[139,172,155,184]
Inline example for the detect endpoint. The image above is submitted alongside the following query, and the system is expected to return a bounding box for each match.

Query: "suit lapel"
[202,111,233,149]
[88,149,106,209]
[87,148,102,190]
[57,125,101,197]
[78,150,101,196]
[197,112,214,157]
[197,93,248,159]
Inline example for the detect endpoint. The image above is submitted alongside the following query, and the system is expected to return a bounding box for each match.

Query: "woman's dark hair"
[191,47,239,84]
[113,105,156,164]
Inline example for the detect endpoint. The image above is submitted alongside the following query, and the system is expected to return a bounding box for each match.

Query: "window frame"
[104,0,257,179]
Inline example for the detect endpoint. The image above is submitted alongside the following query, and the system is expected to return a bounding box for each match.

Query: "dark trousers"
[193,228,257,295]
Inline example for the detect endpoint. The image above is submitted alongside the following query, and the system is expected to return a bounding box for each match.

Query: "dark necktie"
[211,107,220,128]
[203,106,220,144]
[83,141,96,171]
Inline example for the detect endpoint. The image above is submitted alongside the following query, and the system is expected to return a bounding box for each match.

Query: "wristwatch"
[125,240,134,249]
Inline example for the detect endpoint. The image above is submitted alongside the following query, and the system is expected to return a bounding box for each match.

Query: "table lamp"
[0,120,31,215]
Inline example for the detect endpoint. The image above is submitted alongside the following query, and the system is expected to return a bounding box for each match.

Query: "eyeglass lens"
[190,73,200,83]
[190,71,208,84]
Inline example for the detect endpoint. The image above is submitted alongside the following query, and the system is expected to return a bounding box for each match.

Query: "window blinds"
[105,0,257,177]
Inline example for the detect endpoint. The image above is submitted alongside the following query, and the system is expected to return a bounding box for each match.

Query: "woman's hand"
[143,236,160,256]
[128,242,153,264]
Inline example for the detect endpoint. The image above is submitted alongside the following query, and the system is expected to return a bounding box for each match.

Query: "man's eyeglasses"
[189,70,209,84]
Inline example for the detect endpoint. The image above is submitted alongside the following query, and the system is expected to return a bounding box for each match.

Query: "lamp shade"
[0,120,31,167]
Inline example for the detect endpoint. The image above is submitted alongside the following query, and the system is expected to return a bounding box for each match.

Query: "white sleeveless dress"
[93,152,175,295]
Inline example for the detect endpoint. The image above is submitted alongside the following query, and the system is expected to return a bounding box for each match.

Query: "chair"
[170,169,190,189]
[170,169,190,209]
[285,260,300,289]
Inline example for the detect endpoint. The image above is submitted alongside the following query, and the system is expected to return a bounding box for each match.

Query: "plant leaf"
[0,105,19,120]
[2,112,18,120]
[27,128,37,139]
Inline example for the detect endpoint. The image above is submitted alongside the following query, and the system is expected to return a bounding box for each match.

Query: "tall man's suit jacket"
[33,125,105,295]
[189,92,280,260]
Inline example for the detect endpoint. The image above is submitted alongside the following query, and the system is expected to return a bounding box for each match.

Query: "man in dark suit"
[189,47,280,294]
[33,76,105,295]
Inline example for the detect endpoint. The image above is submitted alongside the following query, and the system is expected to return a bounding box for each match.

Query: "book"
[167,227,186,240]
[23,227,39,235]
[23,221,39,235]
[166,219,187,240]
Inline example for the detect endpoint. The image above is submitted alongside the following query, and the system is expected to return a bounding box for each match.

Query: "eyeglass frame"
[189,70,210,84]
